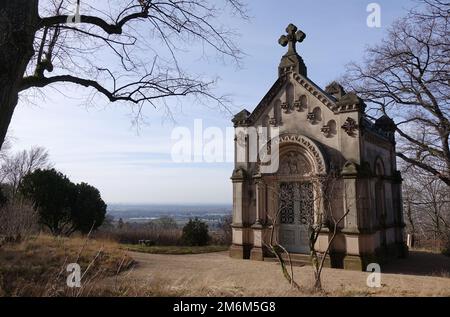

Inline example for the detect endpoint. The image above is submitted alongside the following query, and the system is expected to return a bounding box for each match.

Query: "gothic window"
[286,83,294,106]
[272,99,282,125]
[300,95,307,108]
[294,95,307,112]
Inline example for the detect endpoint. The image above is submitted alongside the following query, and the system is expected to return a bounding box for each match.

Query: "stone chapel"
[229,24,408,270]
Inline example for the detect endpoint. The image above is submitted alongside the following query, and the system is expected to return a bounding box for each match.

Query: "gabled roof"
[233,72,367,126]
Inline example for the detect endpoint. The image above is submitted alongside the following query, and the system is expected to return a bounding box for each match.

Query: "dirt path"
[119,251,450,296]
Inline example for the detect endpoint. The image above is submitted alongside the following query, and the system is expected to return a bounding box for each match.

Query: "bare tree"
[343,0,450,185]
[403,167,450,249]
[265,174,350,292]
[300,175,350,291]
[0,146,52,197]
[0,0,248,149]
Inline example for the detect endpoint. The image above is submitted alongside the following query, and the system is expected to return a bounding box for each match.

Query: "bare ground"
[115,250,450,297]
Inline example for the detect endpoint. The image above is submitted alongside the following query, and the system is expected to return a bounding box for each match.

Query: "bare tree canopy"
[0,0,247,150]
[343,0,450,185]
[0,146,52,196]
[403,168,450,245]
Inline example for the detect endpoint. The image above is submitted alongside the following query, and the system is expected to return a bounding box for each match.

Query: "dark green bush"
[181,218,210,246]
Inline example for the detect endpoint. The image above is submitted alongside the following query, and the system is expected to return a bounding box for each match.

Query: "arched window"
[273,99,282,123]
[286,83,294,106]
[375,158,385,176]
[300,95,307,108]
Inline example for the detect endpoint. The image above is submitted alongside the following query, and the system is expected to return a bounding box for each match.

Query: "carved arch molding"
[270,134,327,175]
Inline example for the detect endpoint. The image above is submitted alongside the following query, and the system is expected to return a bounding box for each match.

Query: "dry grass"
[0,234,134,296]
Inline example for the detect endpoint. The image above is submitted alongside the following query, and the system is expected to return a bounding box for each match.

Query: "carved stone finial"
[278,23,307,77]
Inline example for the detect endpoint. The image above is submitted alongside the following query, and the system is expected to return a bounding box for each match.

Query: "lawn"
[122,244,229,255]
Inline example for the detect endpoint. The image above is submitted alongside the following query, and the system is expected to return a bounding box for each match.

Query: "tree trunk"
[0,0,39,150]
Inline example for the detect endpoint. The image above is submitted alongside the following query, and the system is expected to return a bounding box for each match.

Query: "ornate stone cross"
[278,23,306,55]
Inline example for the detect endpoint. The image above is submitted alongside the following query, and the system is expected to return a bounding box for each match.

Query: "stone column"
[254,176,265,226]
[341,162,359,231]
[250,174,265,261]
[340,161,365,270]
[229,168,249,259]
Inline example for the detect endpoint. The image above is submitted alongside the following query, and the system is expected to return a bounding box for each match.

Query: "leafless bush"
[214,215,232,245]
[265,174,350,292]
[0,198,38,244]
[97,226,183,246]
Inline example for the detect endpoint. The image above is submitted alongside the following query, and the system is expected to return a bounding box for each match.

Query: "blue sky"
[9,0,417,204]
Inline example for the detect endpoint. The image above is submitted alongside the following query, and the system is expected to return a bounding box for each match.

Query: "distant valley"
[107,204,232,227]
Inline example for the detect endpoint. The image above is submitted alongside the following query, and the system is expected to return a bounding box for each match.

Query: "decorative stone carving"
[279,151,312,176]
[281,102,292,113]
[231,168,247,181]
[271,134,327,174]
[321,125,331,136]
[341,117,359,136]
[321,120,337,138]
[269,117,278,126]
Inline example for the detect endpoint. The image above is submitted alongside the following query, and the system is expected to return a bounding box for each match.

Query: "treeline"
[403,168,450,255]
[0,145,106,242]
[98,216,232,246]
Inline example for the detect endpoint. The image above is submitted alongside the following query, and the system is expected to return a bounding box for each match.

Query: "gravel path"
[121,250,450,296]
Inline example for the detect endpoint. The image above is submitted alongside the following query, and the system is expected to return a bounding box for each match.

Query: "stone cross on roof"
[278,23,307,77]
[278,23,306,55]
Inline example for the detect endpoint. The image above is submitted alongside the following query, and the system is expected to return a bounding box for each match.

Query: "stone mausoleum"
[229,24,408,270]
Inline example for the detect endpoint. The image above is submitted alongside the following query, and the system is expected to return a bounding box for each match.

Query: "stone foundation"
[230,242,408,271]
[229,244,251,259]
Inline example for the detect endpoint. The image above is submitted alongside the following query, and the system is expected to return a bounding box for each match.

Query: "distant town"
[107,204,232,228]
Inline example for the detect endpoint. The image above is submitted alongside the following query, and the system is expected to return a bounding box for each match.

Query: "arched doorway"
[262,134,327,254]
[276,149,314,253]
